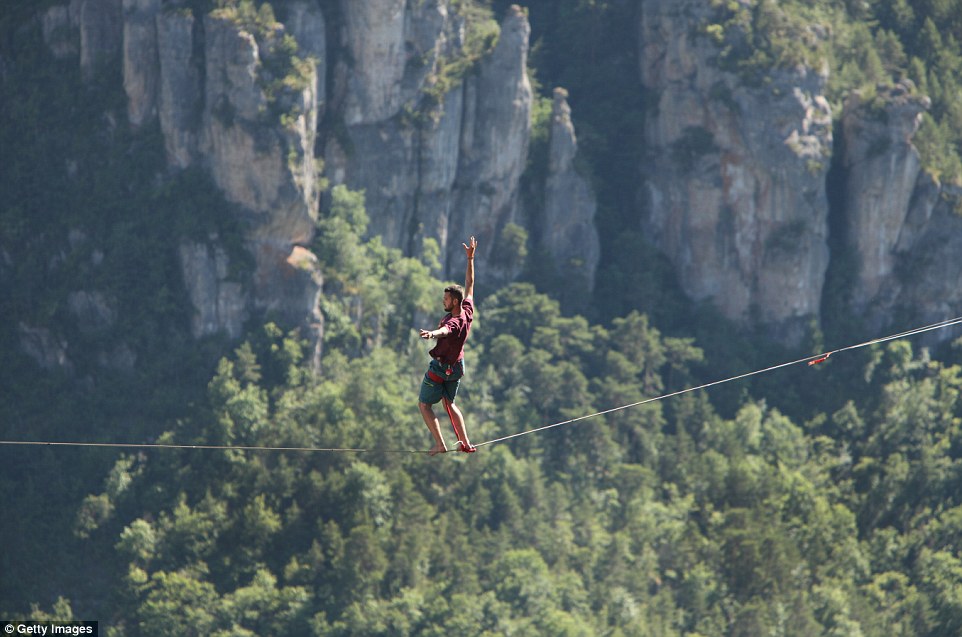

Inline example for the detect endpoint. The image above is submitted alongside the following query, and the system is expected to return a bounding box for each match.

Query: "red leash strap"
[442,397,476,453]
[442,397,458,438]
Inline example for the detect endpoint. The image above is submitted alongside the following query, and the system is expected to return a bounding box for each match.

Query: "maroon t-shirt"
[429,296,474,364]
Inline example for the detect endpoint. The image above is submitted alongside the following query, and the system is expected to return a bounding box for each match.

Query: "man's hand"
[463,235,476,298]
[419,329,434,340]
[463,236,477,260]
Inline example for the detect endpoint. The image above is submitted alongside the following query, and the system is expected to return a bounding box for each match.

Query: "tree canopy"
[5,1,962,635]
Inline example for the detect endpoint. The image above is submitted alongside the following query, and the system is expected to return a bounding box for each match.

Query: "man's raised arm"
[463,236,476,298]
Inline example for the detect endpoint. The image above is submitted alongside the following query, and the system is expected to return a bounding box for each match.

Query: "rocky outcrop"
[178,241,247,339]
[448,5,532,275]
[839,83,962,334]
[840,82,930,316]
[542,88,600,293]
[26,0,594,366]
[80,0,122,80]
[140,6,322,349]
[200,13,319,244]
[639,0,831,341]
[340,0,407,126]
[895,185,962,333]
[283,1,326,119]
[122,0,160,128]
[18,323,72,372]
[156,8,202,169]
[41,0,330,357]
[42,1,81,59]
[67,290,116,334]
[18,0,962,363]
[327,4,534,280]
[198,10,322,351]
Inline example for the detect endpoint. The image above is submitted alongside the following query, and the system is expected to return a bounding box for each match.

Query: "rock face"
[122,0,160,128]
[156,8,202,169]
[34,0,590,365]
[42,2,82,59]
[895,185,962,331]
[147,5,324,355]
[80,0,123,80]
[201,10,321,353]
[200,13,319,245]
[840,82,930,316]
[639,0,832,341]
[18,323,72,372]
[449,5,533,275]
[283,1,326,119]
[340,0,409,126]
[17,0,962,366]
[542,88,600,294]
[839,84,962,334]
[178,241,247,340]
[327,4,534,280]
[634,1,962,343]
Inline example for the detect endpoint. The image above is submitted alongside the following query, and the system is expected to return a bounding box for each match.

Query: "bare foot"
[458,440,476,453]
[428,443,447,456]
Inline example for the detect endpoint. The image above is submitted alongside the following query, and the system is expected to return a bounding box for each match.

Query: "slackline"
[3,314,962,455]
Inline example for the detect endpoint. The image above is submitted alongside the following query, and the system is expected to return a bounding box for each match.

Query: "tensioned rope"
[3,315,962,455]
[0,440,425,454]
[475,314,962,449]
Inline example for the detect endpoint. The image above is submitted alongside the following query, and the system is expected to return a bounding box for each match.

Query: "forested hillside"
[4,1,962,635]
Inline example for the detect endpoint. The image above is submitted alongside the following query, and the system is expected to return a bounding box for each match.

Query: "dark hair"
[444,284,465,303]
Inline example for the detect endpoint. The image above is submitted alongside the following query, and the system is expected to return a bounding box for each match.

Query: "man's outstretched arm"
[420,326,451,340]
[463,236,476,299]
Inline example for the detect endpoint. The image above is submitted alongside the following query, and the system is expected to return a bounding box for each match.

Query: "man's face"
[443,291,457,312]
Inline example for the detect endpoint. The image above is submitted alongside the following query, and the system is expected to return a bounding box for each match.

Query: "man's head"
[443,284,465,312]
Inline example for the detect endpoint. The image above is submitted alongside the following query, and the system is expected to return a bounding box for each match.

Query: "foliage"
[40,294,962,636]
[7,175,961,634]
[313,185,441,356]
[703,0,830,83]
[212,0,318,124]
[423,1,501,106]
[0,8,245,614]
[6,2,962,636]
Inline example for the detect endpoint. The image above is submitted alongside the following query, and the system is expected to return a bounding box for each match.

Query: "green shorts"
[419,359,464,405]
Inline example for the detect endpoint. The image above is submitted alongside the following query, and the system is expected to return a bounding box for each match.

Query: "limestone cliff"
[839,82,929,317]
[80,0,122,80]
[894,184,962,338]
[541,88,600,294]
[840,83,962,333]
[133,1,323,354]
[28,0,962,359]
[156,7,201,169]
[449,4,533,278]
[635,0,962,343]
[123,0,160,128]
[639,0,832,342]
[33,0,598,366]
[325,3,538,282]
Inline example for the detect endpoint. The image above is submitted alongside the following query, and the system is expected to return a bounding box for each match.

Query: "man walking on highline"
[418,236,478,455]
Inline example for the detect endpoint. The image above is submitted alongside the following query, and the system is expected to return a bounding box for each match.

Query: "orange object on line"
[808,353,831,366]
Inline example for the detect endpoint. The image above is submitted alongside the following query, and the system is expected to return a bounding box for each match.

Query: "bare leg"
[443,398,475,451]
[419,401,448,455]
